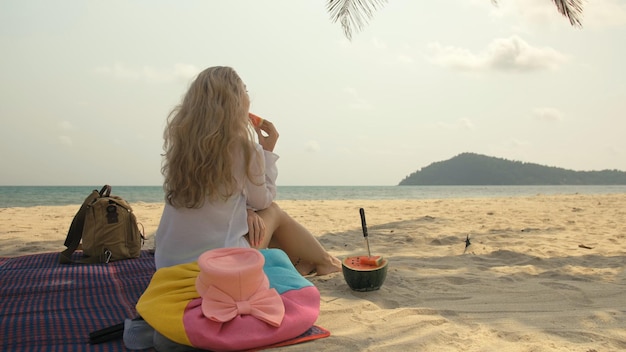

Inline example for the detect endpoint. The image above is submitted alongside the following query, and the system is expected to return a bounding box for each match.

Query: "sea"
[1,185,626,208]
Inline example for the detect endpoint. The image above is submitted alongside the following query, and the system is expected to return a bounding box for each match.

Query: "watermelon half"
[342,256,388,292]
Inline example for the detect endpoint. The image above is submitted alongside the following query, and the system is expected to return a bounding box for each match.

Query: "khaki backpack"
[60,185,144,264]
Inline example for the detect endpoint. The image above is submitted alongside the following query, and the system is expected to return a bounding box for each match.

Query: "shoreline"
[2,194,625,350]
[2,184,626,208]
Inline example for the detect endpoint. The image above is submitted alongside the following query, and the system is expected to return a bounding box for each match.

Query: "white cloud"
[509,138,531,148]
[488,138,532,161]
[57,122,75,146]
[605,144,622,157]
[337,146,353,155]
[173,63,201,81]
[437,118,476,130]
[428,35,567,72]
[58,135,72,146]
[427,43,482,70]
[585,0,626,27]
[95,62,200,83]
[511,0,563,26]
[305,140,321,152]
[345,36,414,67]
[58,120,75,130]
[95,62,141,80]
[459,118,476,129]
[396,54,414,63]
[532,107,564,122]
[371,37,387,49]
[343,87,372,110]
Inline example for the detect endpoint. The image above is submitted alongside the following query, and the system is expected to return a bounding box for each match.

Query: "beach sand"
[1,194,625,351]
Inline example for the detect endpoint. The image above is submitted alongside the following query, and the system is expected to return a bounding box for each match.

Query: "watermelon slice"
[345,255,383,268]
[249,113,264,127]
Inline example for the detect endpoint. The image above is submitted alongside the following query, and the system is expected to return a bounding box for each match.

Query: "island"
[399,153,626,185]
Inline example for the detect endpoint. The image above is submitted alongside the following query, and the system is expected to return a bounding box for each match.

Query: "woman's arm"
[245,144,279,210]
[245,118,280,210]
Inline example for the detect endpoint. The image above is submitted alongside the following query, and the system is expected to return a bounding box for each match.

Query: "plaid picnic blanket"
[0,251,330,352]
[0,251,156,352]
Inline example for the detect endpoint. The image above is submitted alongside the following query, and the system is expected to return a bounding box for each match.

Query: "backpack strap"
[100,184,112,197]
[59,185,110,264]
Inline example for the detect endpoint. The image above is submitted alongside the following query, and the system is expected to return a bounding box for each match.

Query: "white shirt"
[154,143,279,269]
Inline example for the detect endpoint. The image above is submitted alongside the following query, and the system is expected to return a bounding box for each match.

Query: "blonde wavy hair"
[162,66,257,208]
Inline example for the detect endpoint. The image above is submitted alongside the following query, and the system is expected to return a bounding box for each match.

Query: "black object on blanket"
[0,251,156,351]
[89,317,147,345]
[89,322,125,344]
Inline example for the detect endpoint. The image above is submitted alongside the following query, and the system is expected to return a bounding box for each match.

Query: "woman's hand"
[246,209,266,248]
[254,119,279,152]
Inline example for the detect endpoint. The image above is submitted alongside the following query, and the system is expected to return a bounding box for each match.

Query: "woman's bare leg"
[254,203,341,276]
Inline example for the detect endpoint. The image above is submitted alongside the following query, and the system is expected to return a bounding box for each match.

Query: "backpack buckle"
[103,249,112,263]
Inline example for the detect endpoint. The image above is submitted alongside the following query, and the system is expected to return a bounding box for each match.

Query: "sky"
[1,0,625,186]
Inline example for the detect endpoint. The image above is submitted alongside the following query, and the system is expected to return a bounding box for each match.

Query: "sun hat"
[195,247,285,327]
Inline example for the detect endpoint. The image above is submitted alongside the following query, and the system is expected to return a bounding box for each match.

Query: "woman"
[154,66,341,276]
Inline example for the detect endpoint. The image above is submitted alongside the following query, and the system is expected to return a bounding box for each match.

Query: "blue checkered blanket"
[0,251,156,351]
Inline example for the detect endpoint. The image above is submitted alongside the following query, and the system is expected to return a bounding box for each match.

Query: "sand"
[1,194,625,351]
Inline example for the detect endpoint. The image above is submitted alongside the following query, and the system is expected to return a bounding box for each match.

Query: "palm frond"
[492,0,584,27]
[326,0,388,41]
[329,0,584,40]
[551,0,584,27]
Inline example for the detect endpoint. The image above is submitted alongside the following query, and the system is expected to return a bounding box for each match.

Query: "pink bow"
[201,285,285,327]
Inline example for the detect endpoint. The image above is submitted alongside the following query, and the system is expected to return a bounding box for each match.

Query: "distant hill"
[399,153,626,185]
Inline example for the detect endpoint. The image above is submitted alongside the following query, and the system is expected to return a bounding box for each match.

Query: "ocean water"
[1,185,625,208]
